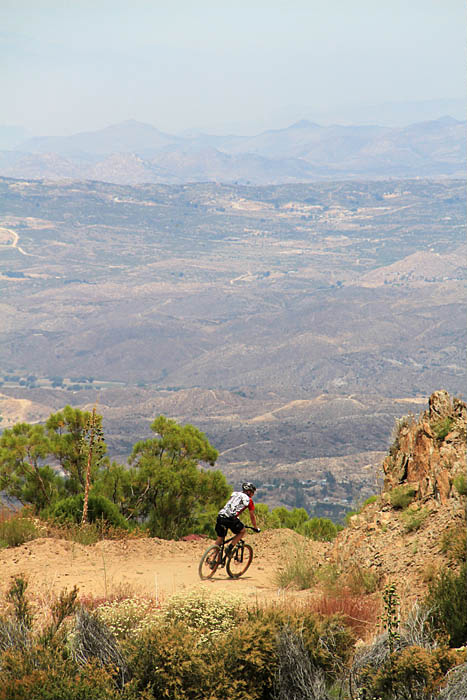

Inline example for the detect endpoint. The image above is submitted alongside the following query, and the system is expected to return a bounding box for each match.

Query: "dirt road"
[0,531,330,605]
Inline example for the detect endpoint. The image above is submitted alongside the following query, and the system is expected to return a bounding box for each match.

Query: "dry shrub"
[400,505,429,533]
[70,607,128,686]
[438,661,467,699]
[309,588,380,639]
[275,625,324,700]
[274,543,318,590]
[440,522,466,563]
[0,616,30,654]
[343,563,381,594]
[241,602,354,688]
[421,561,440,584]
[79,581,153,611]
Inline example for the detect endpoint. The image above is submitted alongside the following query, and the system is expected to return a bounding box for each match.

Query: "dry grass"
[308,587,380,639]
[40,519,146,545]
[78,581,160,611]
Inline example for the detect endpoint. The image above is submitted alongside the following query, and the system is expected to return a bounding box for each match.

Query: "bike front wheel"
[226,544,253,579]
[198,544,221,580]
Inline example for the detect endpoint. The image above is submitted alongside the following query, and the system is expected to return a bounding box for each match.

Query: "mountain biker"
[215,482,260,556]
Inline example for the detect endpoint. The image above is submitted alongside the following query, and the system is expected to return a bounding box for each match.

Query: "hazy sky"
[2,0,466,136]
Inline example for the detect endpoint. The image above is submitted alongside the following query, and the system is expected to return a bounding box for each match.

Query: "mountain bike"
[198,526,256,580]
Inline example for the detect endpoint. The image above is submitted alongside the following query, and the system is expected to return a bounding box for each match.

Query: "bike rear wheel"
[198,544,221,579]
[226,543,253,578]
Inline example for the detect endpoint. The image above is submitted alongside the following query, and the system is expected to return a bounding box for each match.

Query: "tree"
[93,461,134,517]
[0,422,62,511]
[126,416,229,538]
[272,506,309,530]
[46,405,106,495]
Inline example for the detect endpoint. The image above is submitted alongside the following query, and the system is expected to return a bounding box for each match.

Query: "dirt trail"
[0,531,330,605]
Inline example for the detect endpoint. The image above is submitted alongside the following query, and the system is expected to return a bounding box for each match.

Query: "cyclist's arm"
[249,509,258,529]
[245,496,259,530]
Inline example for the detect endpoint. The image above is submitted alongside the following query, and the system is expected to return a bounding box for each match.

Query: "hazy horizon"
[2,1,466,139]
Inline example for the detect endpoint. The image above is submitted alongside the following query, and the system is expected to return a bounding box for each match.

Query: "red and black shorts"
[215,515,244,538]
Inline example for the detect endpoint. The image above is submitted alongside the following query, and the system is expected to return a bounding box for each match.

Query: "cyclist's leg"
[228,518,246,549]
[214,515,228,546]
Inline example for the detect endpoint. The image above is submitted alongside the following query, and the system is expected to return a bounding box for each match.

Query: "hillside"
[1,392,464,612]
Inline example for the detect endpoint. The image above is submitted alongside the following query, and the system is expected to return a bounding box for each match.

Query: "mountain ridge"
[0,116,464,185]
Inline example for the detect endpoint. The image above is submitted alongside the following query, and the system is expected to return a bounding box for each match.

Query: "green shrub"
[317,614,355,680]
[425,563,467,647]
[224,615,279,699]
[344,509,358,526]
[389,484,417,509]
[0,648,118,700]
[271,506,309,530]
[6,575,33,629]
[432,417,454,443]
[298,516,342,541]
[453,473,467,496]
[358,645,463,700]
[362,495,379,508]
[41,586,79,644]
[128,622,216,700]
[254,503,281,529]
[0,511,38,548]
[50,494,128,530]
[399,506,429,533]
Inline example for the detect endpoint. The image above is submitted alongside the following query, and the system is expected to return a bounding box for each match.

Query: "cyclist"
[215,482,260,556]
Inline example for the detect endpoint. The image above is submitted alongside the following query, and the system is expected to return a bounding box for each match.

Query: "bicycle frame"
[217,525,255,568]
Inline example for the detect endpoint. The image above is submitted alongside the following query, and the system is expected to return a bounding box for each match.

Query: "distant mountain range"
[0,116,464,185]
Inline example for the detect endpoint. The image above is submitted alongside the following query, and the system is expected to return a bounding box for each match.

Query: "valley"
[0,176,465,517]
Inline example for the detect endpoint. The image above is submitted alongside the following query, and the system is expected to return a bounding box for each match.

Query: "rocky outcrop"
[328,391,466,603]
[382,390,466,504]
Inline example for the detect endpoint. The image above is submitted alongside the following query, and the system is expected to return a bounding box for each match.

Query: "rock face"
[382,390,466,504]
[328,391,466,603]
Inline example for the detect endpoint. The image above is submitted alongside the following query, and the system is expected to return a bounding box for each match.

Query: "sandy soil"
[0,530,331,606]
